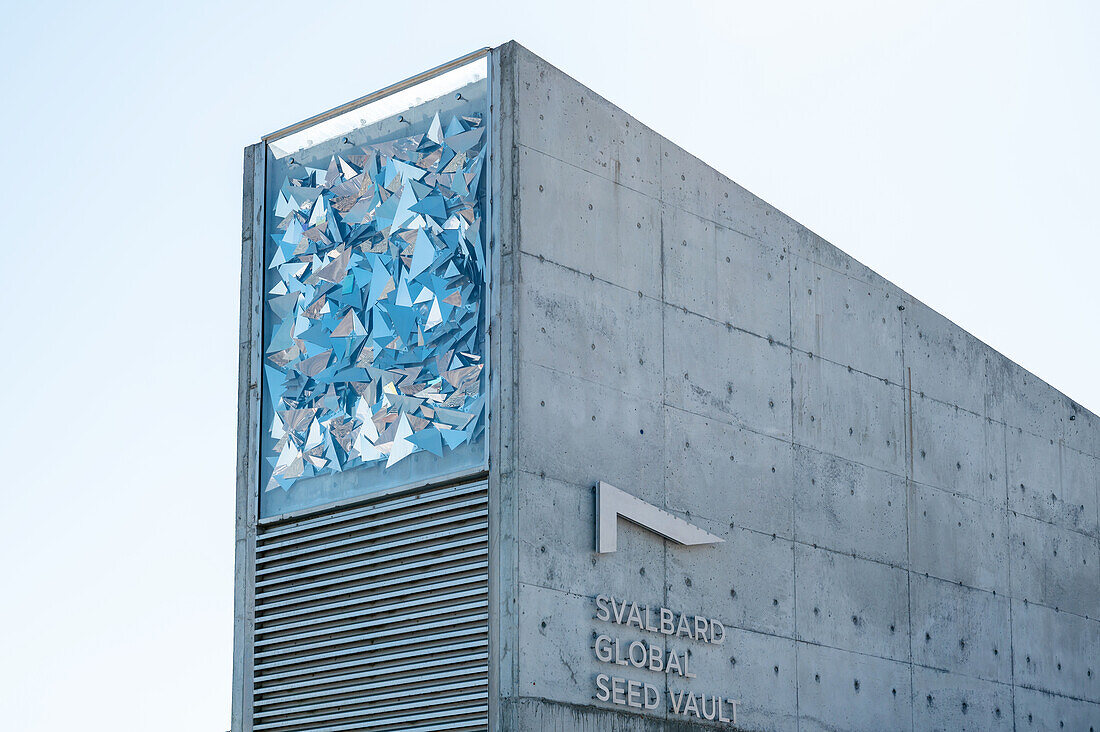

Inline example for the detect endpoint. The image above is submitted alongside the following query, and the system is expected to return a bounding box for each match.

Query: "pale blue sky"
[1,2,1096,730]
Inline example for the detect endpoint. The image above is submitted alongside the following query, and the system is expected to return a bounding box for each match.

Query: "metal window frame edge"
[262,47,492,144]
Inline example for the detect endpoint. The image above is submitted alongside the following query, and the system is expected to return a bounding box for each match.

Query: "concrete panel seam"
[1006,505,1100,543]
[789,442,906,484]
[791,439,908,481]
[500,42,522,725]
[907,477,1009,510]
[797,350,909,394]
[517,140,767,250]
[517,357,795,450]
[901,321,917,730]
[784,209,801,732]
[658,198,671,725]
[910,661,1014,689]
[1002,410,1018,726]
[1013,683,1100,706]
[518,141,655,204]
[511,256,998,405]
[664,403,793,449]
[788,247,880,293]
[517,250,787,350]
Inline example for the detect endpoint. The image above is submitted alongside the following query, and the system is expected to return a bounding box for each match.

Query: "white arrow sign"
[596,481,724,553]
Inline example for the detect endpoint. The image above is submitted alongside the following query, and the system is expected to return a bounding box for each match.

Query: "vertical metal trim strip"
[487,42,521,731]
[233,142,265,732]
[485,45,501,732]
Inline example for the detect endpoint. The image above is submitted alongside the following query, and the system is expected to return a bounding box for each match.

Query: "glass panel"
[259,56,490,519]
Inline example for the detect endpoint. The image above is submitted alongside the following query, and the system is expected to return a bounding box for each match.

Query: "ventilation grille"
[252,480,489,731]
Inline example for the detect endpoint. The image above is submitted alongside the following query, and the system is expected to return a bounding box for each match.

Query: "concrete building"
[234,43,1100,731]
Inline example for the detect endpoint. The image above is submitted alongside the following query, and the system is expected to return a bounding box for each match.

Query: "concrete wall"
[492,42,1100,731]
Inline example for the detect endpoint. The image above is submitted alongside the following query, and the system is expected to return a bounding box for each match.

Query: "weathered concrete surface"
[493,42,1100,730]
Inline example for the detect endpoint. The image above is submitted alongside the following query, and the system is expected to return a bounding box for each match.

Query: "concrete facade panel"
[663,407,794,539]
[657,141,801,253]
[516,360,665,495]
[1007,429,1100,537]
[911,666,1013,731]
[1012,686,1100,732]
[663,306,791,440]
[792,353,906,475]
[518,254,663,402]
[793,544,910,662]
[516,584,599,708]
[1001,363,1070,444]
[1010,598,1100,703]
[902,299,1002,419]
[511,47,663,199]
[1007,427,1097,536]
[909,573,1012,683]
[516,472,665,602]
[660,204,789,343]
[1064,406,1100,459]
[1009,512,1100,618]
[789,227,888,292]
[907,482,1010,594]
[790,258,904,383]
[665,519,796,639]
[1062,445,1100,538]
[517,145,662,297]
[795,643,912,732]
[792,445,908,566]
[695,626,799,732]
[911,395,1006,507]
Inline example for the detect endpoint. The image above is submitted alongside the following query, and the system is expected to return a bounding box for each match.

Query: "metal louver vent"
[252,480,489,731]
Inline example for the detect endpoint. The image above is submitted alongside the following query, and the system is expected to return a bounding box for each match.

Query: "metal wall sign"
[592,481,741,723]
[595,481,724,553]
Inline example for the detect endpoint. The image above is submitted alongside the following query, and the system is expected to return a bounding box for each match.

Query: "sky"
[0,1,1096,730]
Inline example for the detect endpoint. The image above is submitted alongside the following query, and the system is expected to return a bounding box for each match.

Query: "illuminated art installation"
[263,112,487,494]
